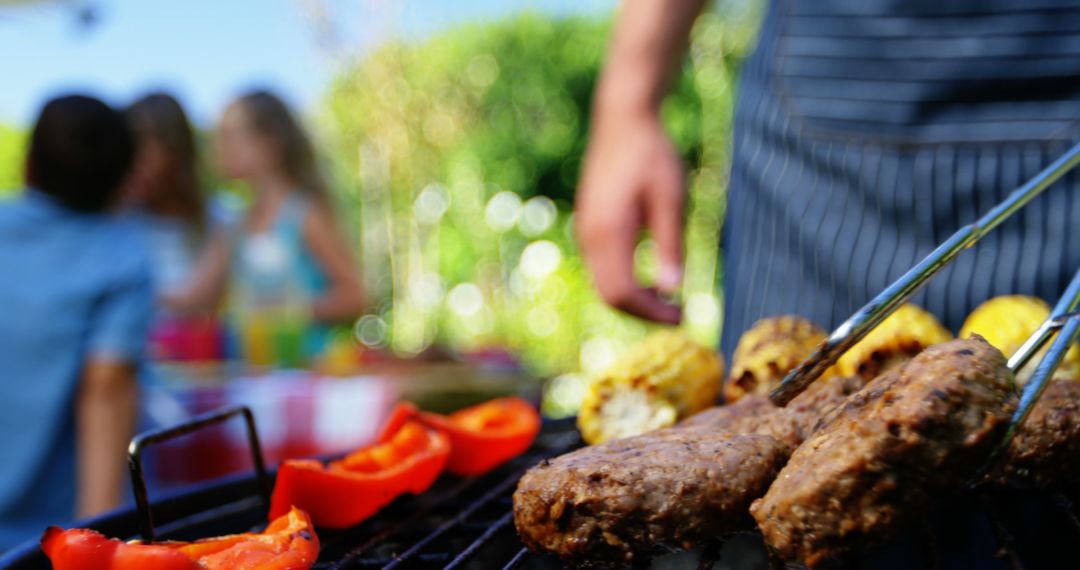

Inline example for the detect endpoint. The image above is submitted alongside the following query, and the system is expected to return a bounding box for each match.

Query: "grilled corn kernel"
[577,330,723,444]
[835,304,952,379]
[960,295,1080,383]
[725,316,826,403]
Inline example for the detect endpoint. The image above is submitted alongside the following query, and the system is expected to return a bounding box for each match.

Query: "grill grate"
[5,416,1080,570]
[310,425,579,570]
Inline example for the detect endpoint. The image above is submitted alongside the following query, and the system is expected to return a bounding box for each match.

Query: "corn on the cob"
[960,295,1080,384]
[724,316,826,403]
[577,330,723,445]
[834,304,952,379]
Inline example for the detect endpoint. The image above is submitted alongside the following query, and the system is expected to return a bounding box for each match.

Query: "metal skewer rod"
[969,268,1080,483]
[973,313,1080,484]
[1006,315,1070,378]
[993,268,1080,451]
[770,140,1080,406]
[1005,313,1080,439]
[1006,268,1080,373]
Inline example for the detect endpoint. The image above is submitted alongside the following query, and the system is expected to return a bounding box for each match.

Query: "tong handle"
[770,140,1080,405]
[1007,269,1080,373]
[994,268,1080,454]
[974,311,1080,485]
[1010,314,1080,430]
[127,405,270,542]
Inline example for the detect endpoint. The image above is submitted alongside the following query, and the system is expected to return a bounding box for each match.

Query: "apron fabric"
[721,0,1080,360]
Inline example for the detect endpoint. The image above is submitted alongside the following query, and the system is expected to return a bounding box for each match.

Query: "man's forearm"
[76,361,138,518]
[595,0,709,116]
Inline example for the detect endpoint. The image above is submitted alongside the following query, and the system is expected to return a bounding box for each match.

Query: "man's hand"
[575,0,706,323]
[577,109,685,323]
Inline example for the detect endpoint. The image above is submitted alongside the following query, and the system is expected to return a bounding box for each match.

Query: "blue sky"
[0,0,615,127]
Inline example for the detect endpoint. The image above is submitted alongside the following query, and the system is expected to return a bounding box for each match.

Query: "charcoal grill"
[0,404,581,570]
[1,404,1078,570]
[2,400,1080,570]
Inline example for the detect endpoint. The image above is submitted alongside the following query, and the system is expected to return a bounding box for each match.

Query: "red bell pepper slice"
[418,397,541,476]
[375,401,421,443]
[269,417,450,529]
[41,506,319,570]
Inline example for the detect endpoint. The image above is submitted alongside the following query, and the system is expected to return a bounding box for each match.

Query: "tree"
[0,125,26,197]
[318,9,759,383]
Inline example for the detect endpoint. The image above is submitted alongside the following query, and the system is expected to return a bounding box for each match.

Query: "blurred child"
[177,90,364,366]
[0,95,152,549]
[125,93,213,304]
[125,93,228,360]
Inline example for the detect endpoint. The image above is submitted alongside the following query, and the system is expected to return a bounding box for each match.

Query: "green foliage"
[319,8,759,381]
[0,125,26,198]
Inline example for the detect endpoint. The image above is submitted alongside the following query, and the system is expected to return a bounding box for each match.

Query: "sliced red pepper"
[269,418,450,529]
[41,505,319,570]
[375,401,421,444]
[41,528,201,570]
[169,506,319,568]
[418,397,541,476]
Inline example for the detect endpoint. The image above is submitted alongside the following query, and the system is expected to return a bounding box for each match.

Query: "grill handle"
[127,405,271,542]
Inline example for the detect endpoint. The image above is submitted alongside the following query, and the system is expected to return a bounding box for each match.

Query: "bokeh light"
[519,195,557,236]
[414,183,450,223]
[409,272,445,309]
[579,336,622,376]
[484,191,522,232]
[519,240,561,279]
[447,282,484,317]
[354,314,389,348]
[526,305,560,338]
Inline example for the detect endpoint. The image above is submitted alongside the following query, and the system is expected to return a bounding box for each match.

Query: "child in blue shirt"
[0,95,153,551]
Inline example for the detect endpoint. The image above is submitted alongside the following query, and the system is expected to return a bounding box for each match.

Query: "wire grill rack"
[5,413,1080,570]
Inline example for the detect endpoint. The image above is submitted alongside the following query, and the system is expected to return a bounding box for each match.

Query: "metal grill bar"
[443,511,515,569]
[502,547,531,570]
[325,428,579,570]
[1052,493,1080,538]
[326,476,481,567]
[983,496,1024,570]
[151,494,263,538]
[382,472,523,569]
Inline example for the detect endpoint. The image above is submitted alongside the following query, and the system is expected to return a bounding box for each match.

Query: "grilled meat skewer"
[676,395,802,452]
[679,375,866,453]
[513,372,866,564]
[750,337,1018,568]
[997,379,1080,489]
[513,429,786,564]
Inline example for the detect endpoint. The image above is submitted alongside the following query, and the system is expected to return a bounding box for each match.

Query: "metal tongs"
[770,140,1080,406]
[968,269,1080,481]
[992,269,1080,455]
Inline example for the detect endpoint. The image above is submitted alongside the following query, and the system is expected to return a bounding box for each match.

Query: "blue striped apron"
[721,0,1080,360]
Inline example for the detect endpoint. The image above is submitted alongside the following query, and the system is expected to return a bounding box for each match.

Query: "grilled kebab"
[750,337,1018,568]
